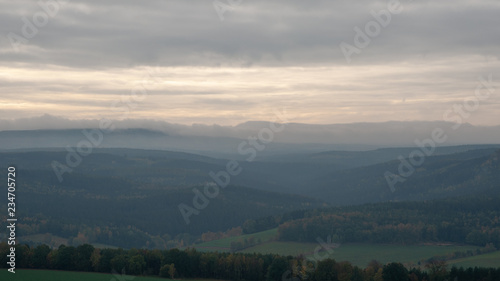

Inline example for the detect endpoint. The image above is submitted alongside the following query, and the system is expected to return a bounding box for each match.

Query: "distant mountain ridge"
[1,119,500,159]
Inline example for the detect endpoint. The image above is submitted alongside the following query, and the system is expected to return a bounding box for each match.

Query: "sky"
[0,0,499,126]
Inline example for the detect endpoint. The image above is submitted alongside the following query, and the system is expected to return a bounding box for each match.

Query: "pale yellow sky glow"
[1,56,499,126]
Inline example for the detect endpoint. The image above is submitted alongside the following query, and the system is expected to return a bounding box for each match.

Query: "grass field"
[192,228,495,268]
[239,241,320,256]
[191,228,278,251]
[0,270,160,281]
[240,241,480,267]
[323,243,481,268]
[0,269,225,281]
[448,251,500,268]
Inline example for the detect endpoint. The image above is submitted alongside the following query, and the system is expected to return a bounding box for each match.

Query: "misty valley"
[0,127,499,280]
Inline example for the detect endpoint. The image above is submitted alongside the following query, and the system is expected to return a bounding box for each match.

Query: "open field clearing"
[0,269,226,281]
[448,251,500,268]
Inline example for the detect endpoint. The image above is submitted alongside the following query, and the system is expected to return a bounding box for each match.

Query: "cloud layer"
[0,0,499,125]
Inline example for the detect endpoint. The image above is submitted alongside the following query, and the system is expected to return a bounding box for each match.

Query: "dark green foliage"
[55,245,77,270]
[266,256,289,281]
[449,266,500,281]
[351,266,364,281]
[75,244,95,271]
[425,260,448,281]
[382,262,409,281]
[144,249,162,275]
[32,244,51,269]
[15,244,32,269]
[110,254,127,273]
[127,255,146,275]
[243,216,279,234]
[159,264,171,278]
[311,259,338,281]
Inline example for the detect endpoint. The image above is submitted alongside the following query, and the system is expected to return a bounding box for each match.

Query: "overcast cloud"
[0,0,499,126]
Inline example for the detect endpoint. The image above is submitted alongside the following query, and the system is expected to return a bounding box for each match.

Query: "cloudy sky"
[0,0,499,126]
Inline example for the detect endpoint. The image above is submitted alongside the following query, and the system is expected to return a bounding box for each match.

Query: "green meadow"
[0,269,225,281]
[193,228,498,268]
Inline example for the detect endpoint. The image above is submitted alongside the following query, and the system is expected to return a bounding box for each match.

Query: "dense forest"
[1,147,499,249]
[0,150,326,248]
[275,197,500,247]
[1,243,499,281]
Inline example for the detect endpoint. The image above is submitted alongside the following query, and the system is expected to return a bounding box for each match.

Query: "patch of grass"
[0,269,160,281]
[239,241,319,256]
[0,269,227,281]
[448,250,500,268]
[328,243,479,267]
[241,242,479,267]
[192,228,277,251]
[192,228,496,268]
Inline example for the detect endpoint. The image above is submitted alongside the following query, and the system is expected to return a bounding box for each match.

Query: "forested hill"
[0,147,499,249]
[306,148,500,205]
[262,196,500,247]
[0,149,326,249]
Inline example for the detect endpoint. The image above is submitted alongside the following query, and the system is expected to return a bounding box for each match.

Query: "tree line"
[262,197,500,247]
[1,242,500,281]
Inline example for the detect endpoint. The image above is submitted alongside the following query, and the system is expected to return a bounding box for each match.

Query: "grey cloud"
[0,0,499,68]
[0,0,499,127]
